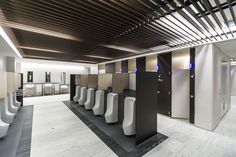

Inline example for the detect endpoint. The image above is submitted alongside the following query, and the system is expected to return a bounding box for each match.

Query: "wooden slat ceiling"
[0,0,235,64]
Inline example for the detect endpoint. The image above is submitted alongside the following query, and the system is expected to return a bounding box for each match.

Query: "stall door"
[157,53,172,116]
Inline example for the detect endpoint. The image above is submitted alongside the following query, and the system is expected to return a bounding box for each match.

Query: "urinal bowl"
[0,120,9,138]
[93,90,104,116]
[0,98,15,124]
[13,92,21,107]
[85,88,95,110]
[122,97,136,136]
[78,87,87,106]
[105,93,118,123]
[8,93,18,114]
[73,86,81,102]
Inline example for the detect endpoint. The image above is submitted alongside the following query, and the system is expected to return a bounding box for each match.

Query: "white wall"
[195,44,231,131]
[213,45,231,128]
[20,59,97,84]
[0,56,7,72]
[231,66,236,96]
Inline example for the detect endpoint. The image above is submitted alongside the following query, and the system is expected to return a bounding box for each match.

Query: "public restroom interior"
[0,1,236,157]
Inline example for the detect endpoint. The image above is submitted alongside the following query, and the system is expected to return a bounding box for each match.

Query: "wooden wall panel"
[98,64,105,74]
[146,54,157,72]
[128,59,136,73]
[112,73,129,93]
[98,74,112,91]
[88,74,98,89]
[0,72,7,98]
[14,73,19,90]
[129,73,136,90]
[172,49,190,70]
[7,72,15,93]
[18,73,21,88]
[75,74,81,85]
[115,61,121,73]
[80,74,88,87]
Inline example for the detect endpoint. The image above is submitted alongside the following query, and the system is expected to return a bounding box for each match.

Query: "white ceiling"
[0,35,17,57]
[215,39,236,58]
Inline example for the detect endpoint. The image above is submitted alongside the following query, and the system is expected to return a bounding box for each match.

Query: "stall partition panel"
[190,48,195,124]
[157,53,172,116]
[136,72,157,145]
[121,60,128,73]
[136,57,146,73]
[105,63,115,74]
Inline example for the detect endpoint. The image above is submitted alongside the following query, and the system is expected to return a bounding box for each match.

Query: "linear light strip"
[84,55,113,60]
[0,26,22,58]
[17,46,64,53]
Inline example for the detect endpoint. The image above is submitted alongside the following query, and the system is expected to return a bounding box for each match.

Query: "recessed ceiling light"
[74,60,97,64]
[24,55,54,59]
[84,55,113,60]
[17,46,64,53]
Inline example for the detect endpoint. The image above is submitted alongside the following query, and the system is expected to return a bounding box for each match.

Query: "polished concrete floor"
[23,94,69,106]
[27,96,236,157]
[144,106,236,157]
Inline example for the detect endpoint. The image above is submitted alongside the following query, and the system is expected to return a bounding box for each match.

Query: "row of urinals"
[0,92,21,138]
[73,86,136,136]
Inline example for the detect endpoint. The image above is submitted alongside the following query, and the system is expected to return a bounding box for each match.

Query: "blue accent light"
[136,67,138,72]
[189,63,193,69]
[157,65,159,71]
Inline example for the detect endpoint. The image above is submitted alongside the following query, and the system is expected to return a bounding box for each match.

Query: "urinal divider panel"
[70,74,75,101]
[136,72,158,145]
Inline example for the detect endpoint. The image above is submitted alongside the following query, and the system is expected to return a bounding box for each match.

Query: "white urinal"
[78,87,87,106]
[8,93,19,114]
[0,101,9,138]
[85,88,95,110]
[73,86,81,102]
[0,98,14,124]
[122,97,136,136]
[105,93,118,123]
[93,90,104,116]
[12,92,21,107]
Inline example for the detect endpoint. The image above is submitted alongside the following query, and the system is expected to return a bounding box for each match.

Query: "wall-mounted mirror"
[27,71,33,83]
[45,72,51,83]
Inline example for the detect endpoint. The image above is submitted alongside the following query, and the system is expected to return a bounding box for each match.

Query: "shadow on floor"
[63,101,167,157]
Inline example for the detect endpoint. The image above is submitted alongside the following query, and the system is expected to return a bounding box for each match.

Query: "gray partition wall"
[136,72,157,144]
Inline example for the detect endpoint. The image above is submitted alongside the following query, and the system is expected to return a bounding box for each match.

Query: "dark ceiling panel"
[12,29,97,55]
[0,0,235,63]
